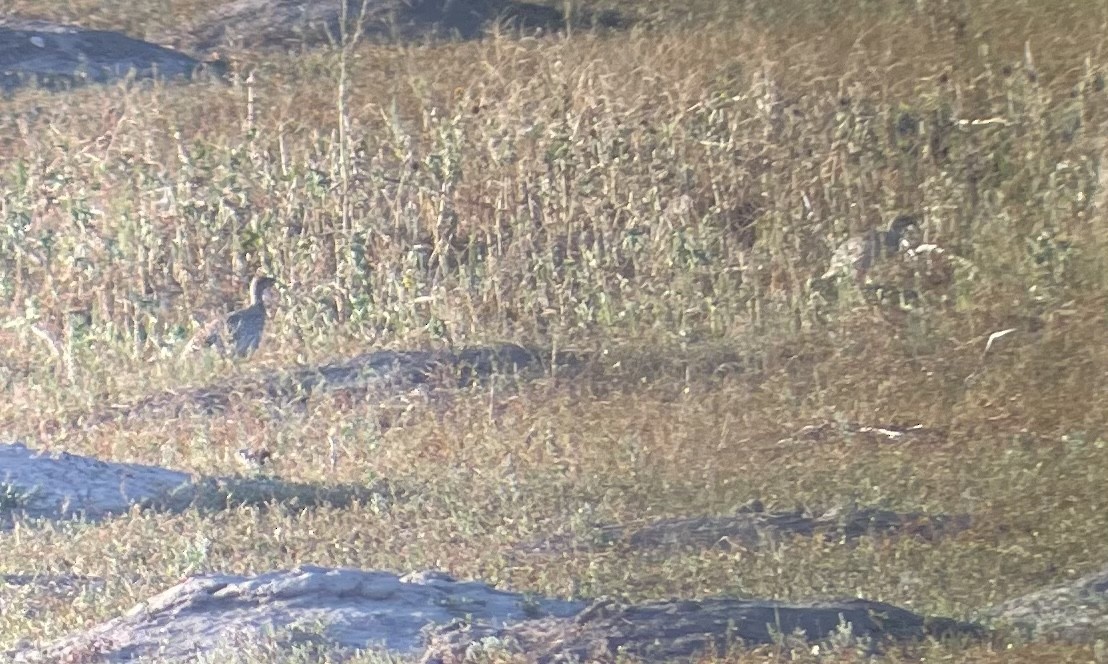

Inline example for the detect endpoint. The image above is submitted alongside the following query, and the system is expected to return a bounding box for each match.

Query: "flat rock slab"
[0,18,220,93]
[424,596,985,663]
[10,567,586,663]
[0,442,192,530]
[983,563,1108,642]
[178,0,591,51]
[0,443,386,530]
[523,502,971,554]
[75,343,573,427]
[8,566,984,663]
[297,343,566,395]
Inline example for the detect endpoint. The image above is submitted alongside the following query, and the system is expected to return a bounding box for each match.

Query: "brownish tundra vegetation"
[2,0,1108,661]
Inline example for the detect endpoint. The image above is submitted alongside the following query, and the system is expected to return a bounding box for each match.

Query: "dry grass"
[2,0,1108,660]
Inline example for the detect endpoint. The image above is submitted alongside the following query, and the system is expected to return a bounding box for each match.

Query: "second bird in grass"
[823,214,920,285]
[191,275,278,358]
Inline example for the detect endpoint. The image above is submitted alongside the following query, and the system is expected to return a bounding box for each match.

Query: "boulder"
[983,563,1108,642]
[423,597,985,662]
[0,18,222,93]
[0,442,191,529]
[8,566,985,663]
[10,567,586,662]
[521,501,972,555]
[179,0,614,51]
[0,442,388,529]
[66,343,573,428]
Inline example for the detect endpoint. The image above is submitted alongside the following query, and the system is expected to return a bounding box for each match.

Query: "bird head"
[886,214,921,251]
[250,275,279,305]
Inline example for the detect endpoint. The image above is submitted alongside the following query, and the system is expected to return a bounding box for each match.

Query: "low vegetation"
[1,0,1107,660]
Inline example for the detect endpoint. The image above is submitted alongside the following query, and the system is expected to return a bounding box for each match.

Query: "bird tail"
[177,318,225,364]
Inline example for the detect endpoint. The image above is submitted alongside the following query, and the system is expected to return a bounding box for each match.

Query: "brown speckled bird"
[237,446,273,470]
[823,215,920,284]
[191,275,278,358]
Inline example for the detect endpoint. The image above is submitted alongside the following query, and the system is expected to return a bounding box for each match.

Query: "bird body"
[188,275,277,358]
[824,215,920,284]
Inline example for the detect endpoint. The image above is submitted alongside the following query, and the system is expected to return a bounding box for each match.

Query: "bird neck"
[249,285,266,306]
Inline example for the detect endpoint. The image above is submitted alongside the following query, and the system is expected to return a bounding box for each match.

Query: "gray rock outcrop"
[1,18,222,93]
[0,442,391,529]
[983,563,1108,642]
[521,501,971,554]
[0,442,191,529]
[10,567,586,663]
[66,343,573,429]
[9,566,984,663]
[178,0,603,51]
[423,596,986,663]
